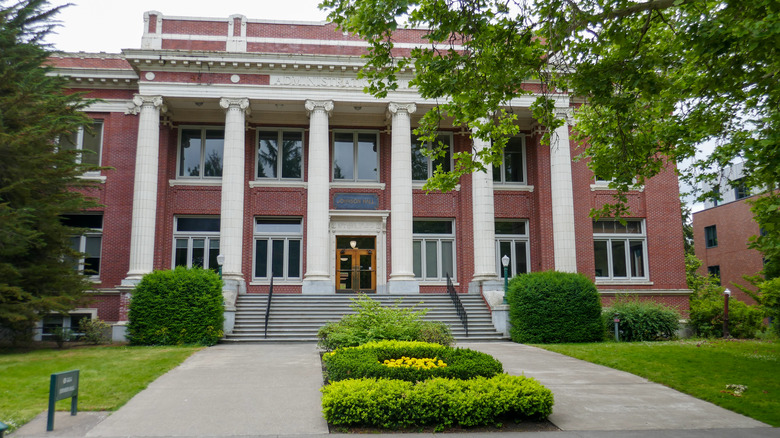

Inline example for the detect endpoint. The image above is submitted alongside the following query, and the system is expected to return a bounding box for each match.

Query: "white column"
[218,98,250,287]
[387,103,419,294]
[471,132,499,284]
[303,100,334,294]
[550,110,578,272]
[122,95,164,285]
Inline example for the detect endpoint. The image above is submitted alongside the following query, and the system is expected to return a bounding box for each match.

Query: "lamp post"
[723,288,731,338]
[216,254,225,280]
[502,255,510,304]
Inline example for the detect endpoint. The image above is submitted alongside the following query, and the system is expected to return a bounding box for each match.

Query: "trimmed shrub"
[127,267,224,346]
[689,294,764,338]
[604,297,681,341]
[321,374,554,429]
[323,340,503,382]
[79,318,111,344]
[507,271,603,343]
[317,294,453,350]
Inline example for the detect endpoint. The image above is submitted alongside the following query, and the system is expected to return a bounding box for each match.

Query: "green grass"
[537,339,780,427]
[0,344,202,432]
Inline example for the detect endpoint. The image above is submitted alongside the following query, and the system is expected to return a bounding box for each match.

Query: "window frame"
[172,216,221,270]
[412,219,457,281]
[61,121,104,173]
[253,217,303,282]
[412,132,454,182]
[176,126,225,180]
[255,128,305,181]
[705,225,718,248]
[64,214,103,279]
[492,136,527,184]
[593,219,649,281]
[733,178,750,200]
[331,130,380,182]
[707,265,721,285]
[495,219,530,278]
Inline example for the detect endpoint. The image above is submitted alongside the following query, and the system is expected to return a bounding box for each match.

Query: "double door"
[336,236,376,293]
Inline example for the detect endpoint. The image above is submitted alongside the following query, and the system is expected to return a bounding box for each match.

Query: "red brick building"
[44,12,689,339]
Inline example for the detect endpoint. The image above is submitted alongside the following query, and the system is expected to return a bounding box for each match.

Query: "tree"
[320,0,780,273]
[0,0,98,339]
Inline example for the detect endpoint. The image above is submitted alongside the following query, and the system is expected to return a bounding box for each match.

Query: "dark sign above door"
[334,193,378,210]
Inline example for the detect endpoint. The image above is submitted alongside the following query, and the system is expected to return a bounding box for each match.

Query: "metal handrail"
[264,276,274,339]
[446,273,468,337]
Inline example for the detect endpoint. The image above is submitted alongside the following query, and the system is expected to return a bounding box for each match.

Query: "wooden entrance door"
[336,237,376,293]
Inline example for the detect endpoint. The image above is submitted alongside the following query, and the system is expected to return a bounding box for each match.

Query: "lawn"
[0,344,202,432]
[538,339,780,427]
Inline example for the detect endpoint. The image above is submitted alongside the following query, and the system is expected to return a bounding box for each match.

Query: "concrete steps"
[222,294,506,343]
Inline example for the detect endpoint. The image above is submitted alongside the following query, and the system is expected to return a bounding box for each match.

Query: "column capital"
[386,102,417,117]
[554,108,575,125]
[219,97,251,115]
[127,95,164,115]
[305,99,334,117]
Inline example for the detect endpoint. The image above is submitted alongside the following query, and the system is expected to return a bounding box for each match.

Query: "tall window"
[60,121,103,168]
[333,131,379,182]
[178,128,224,179]
[705,225,718,248]
[493,137,526,184]
[593,219,648,280]
[412,133,452,181]
[173,217,220,270]
[708,265,721,285]
[254,218,302,280]
[257,129,303,180]
[413,220,456,281]
[495,220,529,278]
[62,214,103,278]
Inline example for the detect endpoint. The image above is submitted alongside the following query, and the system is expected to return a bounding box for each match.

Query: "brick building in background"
[43,12,689,340]
[693,164,764,303]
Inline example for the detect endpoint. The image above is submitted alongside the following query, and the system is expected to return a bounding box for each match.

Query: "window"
[254,218,302,280]
[495,220,529,278]
[333,131,379,181]
[593,219,648,280]
[62,214,103,278]
[257,129,303,180]
[178,128,224,179]
[708,265,721,285]
[173,217,220,270]
[492,137,526,184]
[412,133,452,181]
[60,121,103,168]
[733,178,750,200]
[413,220,456,281]
[705,225,718,248]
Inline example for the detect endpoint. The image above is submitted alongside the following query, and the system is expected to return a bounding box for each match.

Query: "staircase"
[222,294,506,343]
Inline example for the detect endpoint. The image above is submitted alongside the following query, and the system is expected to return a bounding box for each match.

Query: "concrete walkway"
[10,342,779,438]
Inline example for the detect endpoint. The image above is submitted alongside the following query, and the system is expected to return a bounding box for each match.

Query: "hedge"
[321,374,554,429]
[323,340,503,382]
[604,297,681,341]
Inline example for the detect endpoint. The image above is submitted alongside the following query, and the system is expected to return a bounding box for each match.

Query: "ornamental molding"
[304,99,334,118]
[126,95,165,115]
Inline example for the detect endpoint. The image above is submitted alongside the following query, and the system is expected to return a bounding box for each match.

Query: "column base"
[223,309,235,335]
[468,278,502,294]
[387,279,420,295]
[111,321,129,342]
[490,304,511,338]
[302,278,335,294]
[120,275,144,287]
[221,275,245,311]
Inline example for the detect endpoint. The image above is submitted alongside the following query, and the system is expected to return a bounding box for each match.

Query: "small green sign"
[48,370,79,431]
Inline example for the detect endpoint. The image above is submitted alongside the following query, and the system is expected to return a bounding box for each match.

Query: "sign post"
[47,370,79,431]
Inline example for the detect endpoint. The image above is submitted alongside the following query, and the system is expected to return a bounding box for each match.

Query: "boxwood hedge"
[323,340,503,382]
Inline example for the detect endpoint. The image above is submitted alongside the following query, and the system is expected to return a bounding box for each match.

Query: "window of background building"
[178,128,224,179]
[733,178,750,200]
[413,220,456,281]
[173,217,220,270]
[60,121,103,169]
[256,129,303,180]
[254,218,303,280]
[412,133,452,181]
[707,265,721,285]
[333,131,379,182]
[493,137,526,184]
[705,225,718,248]
[495,220,529,278]
[62,214,103,278]
[593,219,648,280]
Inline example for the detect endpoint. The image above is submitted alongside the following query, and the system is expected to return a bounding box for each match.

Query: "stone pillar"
[122,95,164,285]
[549,110,578,272]
[218,97,250,315]
[303,100,334,294]
[387,103,419,294]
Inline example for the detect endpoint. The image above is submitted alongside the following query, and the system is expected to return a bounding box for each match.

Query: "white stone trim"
[249,180,307,188]
[78,175,107,183]
[330,181,386,190]
[169,179,223,187]
[84,99,135,113]
[493,184,534,192]
[412,182,461,191]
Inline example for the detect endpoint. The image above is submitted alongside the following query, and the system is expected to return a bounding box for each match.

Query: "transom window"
[62,214,103,278]
[178,128,224,179]
[495,220,529,278]
[705,225,718,248]
[493,137,526,184]
[173,216,220,270]
[333,131,379,182]
[412,133,452,181]
[593,219,648,280]
[257,129,303,180]
[254,218,303,281]
[413,220,456,281]
[60,121,103,169]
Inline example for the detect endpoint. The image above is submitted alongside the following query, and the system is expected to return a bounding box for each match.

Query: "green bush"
[321,374,554,429]
[759,278,780,336]
[507,271,603,343]
[79,318,111,344]
[127,267,224,346]
[604,297,681,341]
[317,294,453,350]
[323,340,503,382]
[689,294,764,338]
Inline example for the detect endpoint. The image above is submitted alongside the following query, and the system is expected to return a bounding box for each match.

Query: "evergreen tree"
[0,0,98,340]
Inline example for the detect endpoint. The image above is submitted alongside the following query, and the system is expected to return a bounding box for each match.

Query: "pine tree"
[0,0,99,341]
